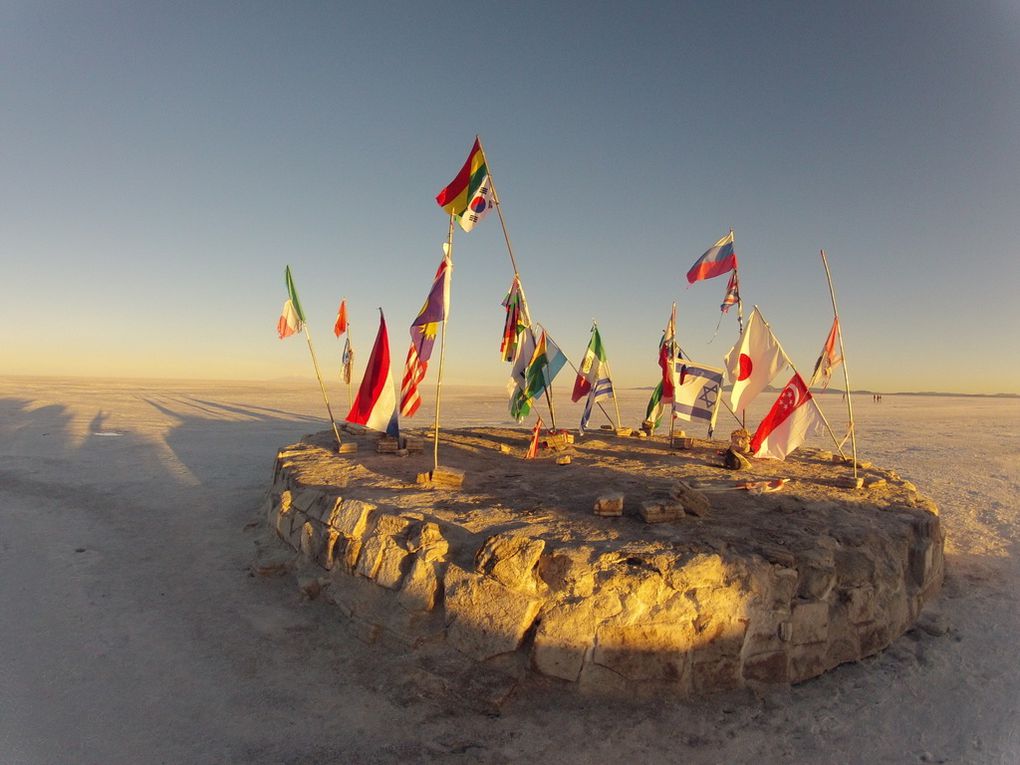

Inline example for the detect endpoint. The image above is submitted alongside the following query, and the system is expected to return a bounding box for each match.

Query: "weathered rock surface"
[262,427,945,698]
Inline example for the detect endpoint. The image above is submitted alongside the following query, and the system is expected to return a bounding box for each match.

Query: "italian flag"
[278,265,307,339]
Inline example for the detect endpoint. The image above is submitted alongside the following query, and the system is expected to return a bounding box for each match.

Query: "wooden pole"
[433,219,455,472]
[476,135,522,278]
[754,306,847,459]
[820,250,859,479]
[560,341,617,426]
[593,321,623,429]
[302,324,343,451]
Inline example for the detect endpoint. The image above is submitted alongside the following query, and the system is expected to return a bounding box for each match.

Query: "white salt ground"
[0,376,1017,764]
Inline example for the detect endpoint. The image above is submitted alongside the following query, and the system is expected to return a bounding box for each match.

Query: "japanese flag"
[724,308,786,412]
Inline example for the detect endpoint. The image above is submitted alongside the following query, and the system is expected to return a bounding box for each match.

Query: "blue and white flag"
[673,361,724,435]
[580,377,614,435]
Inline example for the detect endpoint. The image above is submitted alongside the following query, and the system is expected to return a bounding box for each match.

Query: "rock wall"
[261,433,945,697]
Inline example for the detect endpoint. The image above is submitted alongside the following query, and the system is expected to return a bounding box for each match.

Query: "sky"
[4,1,1019,394]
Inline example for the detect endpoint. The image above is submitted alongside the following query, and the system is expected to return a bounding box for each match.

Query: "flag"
[285,265,307,323]
[658,305,678,404]
[399,346,426,417]
[500,275,531,363]
[571,326,608,402]
[409,251,451,364]
[573,326,615,434]
[673,361,724,433]
[277,300,302,339]
[510,330,567,421]
[721,270,740,314]
[458,178,494,232]
[525,416,543,459]
[687,231,737,284]
[724,308,786,412]
[435,138,492,231]
[751,373,824,460]
[333,299,348,337]
[645,381,665,430]
[347,311,399,438]
[580,377,614,435]
[808,317,843,390]
[341,337,354,384]
[400,250,452,418]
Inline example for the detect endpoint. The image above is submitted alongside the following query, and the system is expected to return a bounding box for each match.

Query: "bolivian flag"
[435,138,492,232]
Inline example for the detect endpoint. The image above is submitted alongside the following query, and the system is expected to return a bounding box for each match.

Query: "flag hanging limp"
[720,270,740,314]
[435,138,493,232]
[572,326,615,435]
[277,265,307,339]
[285,266,307,323]
[333,299,348,338]
[500,275,531,363]
[751,373,823,460]
[277,300,303,339]
[724,308,786,412]
[808,317,843,390]
[658,305,678,405]
[341,337,354,384]
[525,415,544,459]
[687,231,737,284]
[400,250,452,418]
[510,329,567,421]
[347,311,399,438]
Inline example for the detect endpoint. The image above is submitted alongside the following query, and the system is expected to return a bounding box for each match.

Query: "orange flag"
[333,299,348,337]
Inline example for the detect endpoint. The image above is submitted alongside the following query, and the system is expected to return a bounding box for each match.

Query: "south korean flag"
[457,175,494,232]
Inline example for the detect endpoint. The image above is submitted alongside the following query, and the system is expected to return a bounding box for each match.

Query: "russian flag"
[686,231,737,284]
[347,311,399,438]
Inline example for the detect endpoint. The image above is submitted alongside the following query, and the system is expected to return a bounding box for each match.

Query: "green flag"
[285,265,307,323]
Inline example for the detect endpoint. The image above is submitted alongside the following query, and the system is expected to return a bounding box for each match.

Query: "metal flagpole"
[302,324,343,451]
[820,250,858,480]
[754,305,847,459]
[433,217,455,472]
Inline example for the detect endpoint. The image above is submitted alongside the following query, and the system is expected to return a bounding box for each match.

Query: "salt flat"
[0,376,1017,764]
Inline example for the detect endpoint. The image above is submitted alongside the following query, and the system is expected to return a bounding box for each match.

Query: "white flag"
[751,373,824,460]
[724,308,786,412]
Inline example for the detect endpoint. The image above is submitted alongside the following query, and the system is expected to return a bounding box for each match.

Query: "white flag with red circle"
[724,308,786,412]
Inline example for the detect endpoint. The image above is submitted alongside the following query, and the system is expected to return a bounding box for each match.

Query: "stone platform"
[258,427,944,698]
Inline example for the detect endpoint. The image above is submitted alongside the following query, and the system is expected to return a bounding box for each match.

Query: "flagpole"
[346,326,353,411]
[561,342,617,427]
[820,250,859,480]
[303,324,343,451]
[433,216,455,472]
[476,135,522,278]
[732,228,744,336]
[594,321,623,429]
[754,305,847,460]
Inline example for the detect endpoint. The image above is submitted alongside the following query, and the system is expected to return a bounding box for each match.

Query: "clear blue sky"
[4,2,1019,393]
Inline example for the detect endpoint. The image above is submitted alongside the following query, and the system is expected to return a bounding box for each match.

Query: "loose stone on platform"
[593,492,624,516]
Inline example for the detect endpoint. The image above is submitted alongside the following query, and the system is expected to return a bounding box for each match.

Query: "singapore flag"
[751,373,824,460]
[724,308,786,412]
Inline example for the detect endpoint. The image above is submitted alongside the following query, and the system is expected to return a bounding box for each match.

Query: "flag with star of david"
[672,361,724,436]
